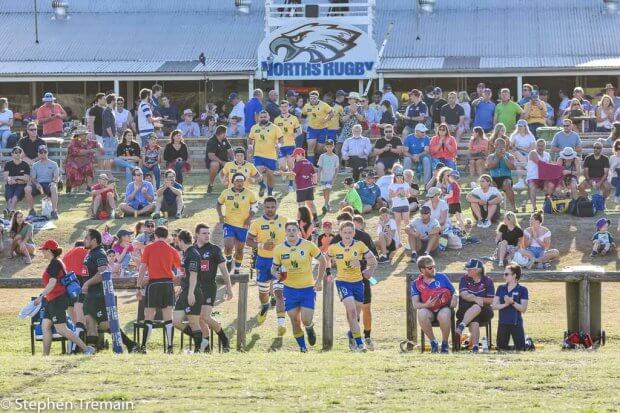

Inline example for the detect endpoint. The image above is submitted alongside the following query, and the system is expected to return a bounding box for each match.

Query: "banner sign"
[258,21,378,80]
[102,271,123,354]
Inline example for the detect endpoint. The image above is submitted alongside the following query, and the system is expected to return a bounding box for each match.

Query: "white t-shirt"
[423,199,450,228]
[510,133,536,152]
[376,174,393,201]
[377,218,400,247]
[526,151,550,181]
[469,186,502,202]
[0,109,13,131]
[115,108,131,131]
[230,101,245,133]
[524,227,550,248]
[388,182,410,208]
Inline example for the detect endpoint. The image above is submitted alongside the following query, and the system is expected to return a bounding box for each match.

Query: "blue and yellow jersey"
[327,103,344,130]
[217,188,257,228]
[248,214,288,259]
[302,101,333,129]
[221,161,259,188]
[274,114,301,147]
[273,239,321,289]
[327,240,370,283]
[249,122,282,160]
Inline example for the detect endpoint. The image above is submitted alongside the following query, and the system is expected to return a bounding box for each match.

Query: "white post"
[31,82,37,107]
[274,80,280,96]
[378,73,385,92]
[248,75,254,100]
[517,75,523,102]
[113,80,120,96]
[358,80,364,95]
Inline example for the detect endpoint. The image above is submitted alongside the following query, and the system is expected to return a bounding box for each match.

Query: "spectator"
[470,82,486,102]
[153,169,184,219]
[466,174,503,228]
[604,83,620,108]
[87,93,106,144]
[373,124,403,170]
[551,119,582,154]
[163,129,190,185]
[101,94,118,160]
[374,162,392,204]
[399,89,428,137]
[65,125,102,192]
[403,168,421,213]
[410,255,457,354]
[114,97,135,136]
[364,93,382,138]
[492,264,529,351]
[137,88,162,147]
[176,109,200,138]
[338,92,366,154]
[579,142,612,199]
[0,97,14,148]
[509,119,536,181]
[376,207,398,262]
[158,96,179,123]
[327,92,344,145]
[494,88,523,134]
[485,138,516,211]
[429,123,458,169]
[113,129,142,186]
[610,140,620,202]
[487,122,509,155]
[17,122,45,165]
[473,88,496,133]
[519,211,560,269]
[591,218,615,257]
[342,124,372,181]
[340,177,363,214]
[526,139,552,211]
[564,99,586,132]
[356,170,385,214]
[521,90,547,137]
[440,91,465,140]
[265,90,281,120]
[458,91,471,132]
[380,84,398,112]
[133,219,155,258]
[9,210,35,264]
[36,92,66,137]
[518,84,533,106]
[405,205,440,260]
[90,173,117,220]
[442,169,463,228]
[24,145,60,219]
[539,90,555,126]
[455,259,495,353]
[228,93,246,134]
[430,87,447,130]
[141,133,162,189]
[556,89,571,125]
[378,101,396,133]
[468,126,489,177]
[118,167,155,217]
[3,147,30,216]
[572,87,594,115]
[557,147,582,199]
[226,115,243,138]
[595,94,615,132]
[201,115,217,139]
[113,229,134,276]
[388,169,412,242]
[297,205,314,241]
[205,125,233,193]
[244,88,264,132]
[495,211,524,266]
[403,123,432,184]
[150,84,163,111]
[424,186,462,250]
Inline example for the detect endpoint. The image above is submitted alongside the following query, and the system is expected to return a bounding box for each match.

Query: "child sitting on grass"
[591,218,615,257]
[339,177,363,214]
[376,207,398,263]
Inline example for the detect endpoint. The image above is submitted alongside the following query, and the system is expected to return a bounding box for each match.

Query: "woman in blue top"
[492,263,529,351]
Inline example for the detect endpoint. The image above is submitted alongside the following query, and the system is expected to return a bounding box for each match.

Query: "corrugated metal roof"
[0,61,165,75]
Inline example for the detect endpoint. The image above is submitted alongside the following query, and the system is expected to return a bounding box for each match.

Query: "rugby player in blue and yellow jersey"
[246,196,289,335]
[221,147,261,189]
[248,110,282,197]
[327,221,377,352]
[302,91,333,164]
[274,100,301,192]
[272,222,327,352]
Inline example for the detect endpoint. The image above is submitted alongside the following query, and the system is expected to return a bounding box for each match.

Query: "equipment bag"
[569,196,595,217]
[60,271,82,302]
[413,275,453,311]
[591,194,605,213]
[551,198,571,214]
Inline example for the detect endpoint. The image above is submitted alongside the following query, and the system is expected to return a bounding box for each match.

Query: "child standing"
[444,170,463,229]
[340,177,363,214]
[376,207,398,263]
[287,148,319,225]
[591,218,615,256]
[317,139,340,213]
[317,220,335,277]
[388,170,411,245]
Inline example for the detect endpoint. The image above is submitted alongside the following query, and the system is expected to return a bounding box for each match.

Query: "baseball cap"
[383,84,392,91]
[426,187,442,198]
[449,170,460,178]
[183,109,194,116]
[116,229,133,238]
[531,90,540,98]
[292,148,305,157]
[465,258,484,270]
[516,119,528,127]
[343,177,355,185]
[433,87,442,94]
[98,173,110,181]
[596,218,611,230]
[144,219,155,226]
[322,220,333,228]
[336,89,347,97]
[325,139,335,146]
[414,123,428,132]
[233,173,246,182]
[42,92,55,102]
[234,147,245,155]
[420,205,431,214]
[228,93,238,101]
[38,145,48,153]
[39,239,59,250]
[365,170,377,178]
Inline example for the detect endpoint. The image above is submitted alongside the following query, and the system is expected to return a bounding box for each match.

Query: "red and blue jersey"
[410,272,454,299]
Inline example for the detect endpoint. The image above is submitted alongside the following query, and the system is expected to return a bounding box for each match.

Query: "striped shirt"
[138,101,154,137]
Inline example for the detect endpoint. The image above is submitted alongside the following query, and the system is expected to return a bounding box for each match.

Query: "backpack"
[551,198,571,214]
[562,331,593,350]
[414,275,453,311]
[60,271,82,302]
[569,196,594,217]
[591,194,605,213]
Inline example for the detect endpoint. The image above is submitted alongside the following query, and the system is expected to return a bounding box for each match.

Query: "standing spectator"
[556,89,571,125]
[595,95,615,133]
[205,125,233,193]
[90,173,117,220]
[228,93,245,134]
[114,97,135,136]
[380,84,399,112]
[430,87,447,130]
[473,88,496,133]
[364,94,382,137]
[518,84,533,106]
[443,170,463,229]
[557,147,582,199]
[429,123,458,169]
[519,211,560,269]
[372,124,403,170]
[150,84,163,111]
[245,88,264,133]
[495,212,524,266]
[579,142,612,200]
[317,139,339,213]
[65,125,102,192]
[9,211,35,263]
[18,122,45,165]
[113,129,142,186]
[494,88,523,134]
[609,140,620,202]
[87,93,106,144]
[158,97,178,124]
[24,145,60,219]
[458,91,471,132]
[403,123,432,184]
[470,82,486,102]
[468,126,489,177]
[387,170,411,241]
[492,264,529,351]
[374,162,392,204]
[521,90,547,137]
[551,119,582,154]
[141,134,162,189]
[398,89,428,137]
[101,94,118,169]
[177,109,200,138]
[338,92,365,156]
[3,147,30,216]
[342,124,372,181]
[356,170,386,214]
[118,167,155,217]
[486,138,516,211]
[137,89,162,147]
[405,205,440,260]
[36,92,66,137]
[0,97,14,148]
[423,86,436,125]
[466,174,503,228]
[163,130,190,185]
[265,90,281,121]
[604,83,620,108]
[539,90,555,126]
[440,92,465,140]
[526,139,552,211]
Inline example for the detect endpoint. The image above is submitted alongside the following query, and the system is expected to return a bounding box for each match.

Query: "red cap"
[292,148,305,158]
[39,239,59,250]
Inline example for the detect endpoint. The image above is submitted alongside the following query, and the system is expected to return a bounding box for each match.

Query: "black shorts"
[44,295,68,324]
[174,287,204,316]
[387,239,397,255]
[83,293,108,323]
[456,300,494,324]
[145,280,174,309]
[5,184,26,202]
[448,203,462,214]
[362,277,372,304]
[296,187,315,203]
[200,281,218,307]
[161,196,178,216]
[492,176,512,189]
[30,182,54,197]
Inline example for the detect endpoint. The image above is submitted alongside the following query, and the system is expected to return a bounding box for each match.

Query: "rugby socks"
[294,331,307,351]
[225,256,233,272]
[267,186,273,196]
[260,303,270,316]
[234,259,242,272]
[276,312,286,327]
[142,320,154,349]
[164,321,174,348]
[352,331,364,347]
[216,328,229,350]
[364,330,371,339]
[192,330,203,352]
[259,181,266,191]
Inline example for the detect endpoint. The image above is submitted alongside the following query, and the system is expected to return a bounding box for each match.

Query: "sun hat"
[426,187,442,198]
[596,218,611,230]
[559,147,577,160]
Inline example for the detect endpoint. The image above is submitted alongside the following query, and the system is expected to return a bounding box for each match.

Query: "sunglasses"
[133,173,143,176]
[28,128,37,132]
[424,265,435,270]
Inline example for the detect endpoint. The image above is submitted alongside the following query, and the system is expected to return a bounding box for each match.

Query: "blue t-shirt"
[489,153,514,178]
[404,101,429,128]
[459,275,495,298]
[163,182,183,203]
[244,97,263,132]
[126,181,155,206]
[355,181,381,206]
[592,231,614,245]
[410,272,455,298]
[473,101,496,130]
[403,134,430,155]
[495,283,529,325]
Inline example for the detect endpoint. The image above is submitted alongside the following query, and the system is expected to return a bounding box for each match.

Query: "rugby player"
[246,197,288,335]
[272,222,327,352]
[248,110,282,197]
[327,221,377,352]
[216,173,257,274]
[302,91,333,164]
[221,147,261,188]
[274,100,301,192]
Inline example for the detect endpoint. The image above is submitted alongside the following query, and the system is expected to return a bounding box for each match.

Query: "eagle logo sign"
[269,23,361,64]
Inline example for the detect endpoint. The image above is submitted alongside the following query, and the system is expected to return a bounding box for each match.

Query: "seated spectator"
[339,93,366,145]
[201,115,217,138]
[113,229,135,276]
[551,119,582,155]
[24,145,60,219]
[378,100,396,133]
[372,124,403,170]
[519,211,559,269]
[424,186,462,250]
[356,170,386,213]
[526,139,553,211]
[177,109,201,138]
[610,140,620,202]
[340,177,363,214]
[153,169,184,219]
[403,123,432,184]
[455,258,495,353]
[90,173,117,220]
[429,123,457,170]
[36,92,66,137]
[466,174,502,228]
[17,122,46,165]
[405,205,440,260]
[487,122,509,155]
[509,119,536,185]
[342,124,372,181]
[376,207,398,262]
[410,255,457,353]
[579,142,612,199]
[398,89,428,138]
[557,147,581,199]
[9,210,34,264]
[468,126,489,177]
[205,125,232,193]
[227,93,245,135]
[118,167,155,217]
[495,212,524,266]
[132,219,155,258]
[424,162,445,191]
[158,96,179,124]
[226,116,243,138]
[539,89,555,126]
[402,168,420,212]
[485,138,516,211]
[163,129,190,185]
[591,218,615,257]
[141,133,162,189]
[563,99,585,132]
[595,94,615,133]
[439,91,465,140]
[3,147,30,216]
[472,88,495,133]
[0,97,14,148]
[602,121,620,148]
[65,125,102,192]
[492,264,529,351]
[458,91,471,131]
[521,90,547,137]
[113,129,142,186]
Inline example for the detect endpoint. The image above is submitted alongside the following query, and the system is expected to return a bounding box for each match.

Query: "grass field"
[0,175,618,412]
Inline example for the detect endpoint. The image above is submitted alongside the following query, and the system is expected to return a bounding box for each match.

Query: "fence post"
[235,274,249,352]
[578,278,591,335]
[405,274,417,350]
[589,280,602,341]
[565,281,580,333]
[322,277,334,351]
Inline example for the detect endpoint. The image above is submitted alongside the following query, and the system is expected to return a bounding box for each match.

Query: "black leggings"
[496,323,526,351]
[347,156,367,182]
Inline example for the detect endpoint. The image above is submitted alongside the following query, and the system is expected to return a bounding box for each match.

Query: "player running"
[221,147,261,188]
[274,100,301,192]
[216,173,257,274]
[193,223,233,352]
[248,110,282,197]
[302,91,333,164]
[327,221,378,352]
[246,196,288,335]
[272,222,327,352]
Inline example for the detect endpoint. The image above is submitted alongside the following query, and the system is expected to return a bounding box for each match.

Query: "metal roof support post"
[274,80,280,96]
[368,0,375,40]
[113,80,120,96]
[358,80,364,95]
[248,74,254,100]
[378,73,384,91]
[517,75,523,101]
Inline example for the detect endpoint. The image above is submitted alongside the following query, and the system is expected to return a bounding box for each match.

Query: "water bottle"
[482,337,489,353]
[438,236,448,252]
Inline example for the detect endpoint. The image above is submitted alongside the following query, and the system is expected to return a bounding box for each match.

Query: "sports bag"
[569,196,594,217]
[591,194,605,213]
[414,275,453,311]
[551,198,570,214]
[60,271,82,302]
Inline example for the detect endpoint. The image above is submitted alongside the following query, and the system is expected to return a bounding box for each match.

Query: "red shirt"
[43,258,67,301]
[36,103,65,136]
[429,135,457,160]
[293,159,315,190]
[141,240,181,280]
[62,247,89,277]
[91,183,114,200]
[447,182,461,205]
